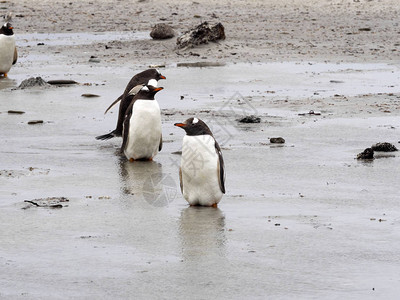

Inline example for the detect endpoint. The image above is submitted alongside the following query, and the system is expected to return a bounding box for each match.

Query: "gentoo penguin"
[174,118,225,207]
[96,68,166,140]
[121,84,163,161]
[0,22,17,77]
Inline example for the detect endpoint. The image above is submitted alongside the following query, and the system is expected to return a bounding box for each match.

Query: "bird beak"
[174,123,186,128]
[160,75,166,80]
[154,87,163,92]
[9,26,13,30]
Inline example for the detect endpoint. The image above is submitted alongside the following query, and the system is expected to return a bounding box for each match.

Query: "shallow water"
[1,41,400,299]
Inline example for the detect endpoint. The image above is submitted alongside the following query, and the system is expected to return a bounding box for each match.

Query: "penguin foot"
[95,130,118,140]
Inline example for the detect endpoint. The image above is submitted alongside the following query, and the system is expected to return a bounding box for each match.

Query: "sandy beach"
[1,0,400,299]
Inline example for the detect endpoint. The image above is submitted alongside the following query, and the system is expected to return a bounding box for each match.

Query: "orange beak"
[154,87,164,92]
[160,75,166,80]
[174,123,186,127]
[9,26,13,30]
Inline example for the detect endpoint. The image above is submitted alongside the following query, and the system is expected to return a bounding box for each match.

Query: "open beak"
[160,75,166,80]
[174,123,186,128]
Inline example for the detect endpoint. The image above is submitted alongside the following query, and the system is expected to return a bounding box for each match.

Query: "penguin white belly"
[124,100,161,160]
[181,135,223,206]
[0,35,15,74]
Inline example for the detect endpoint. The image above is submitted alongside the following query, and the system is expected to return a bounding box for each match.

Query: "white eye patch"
[156,68,160,75]
[192,118,199,124]
[147,79,157,87]
[142,86,149,92]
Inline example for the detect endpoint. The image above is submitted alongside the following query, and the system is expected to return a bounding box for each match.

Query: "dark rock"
[28,120,44,125]
[81,93,100,98]
[357,148,374,160]
[270,137,285,144]
[176,21,225,49]
[237,115,261,123]
[371,142,398,152]
[17,77,50,89]
[8,110,25,114]
[150,23,175,40]
[47,79,78,85]
[89,56,100,63]
[298,110,321,116]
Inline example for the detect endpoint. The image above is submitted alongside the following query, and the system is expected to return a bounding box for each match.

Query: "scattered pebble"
[357,148,374,160]
[81,93,100,98]
[298,110,321,116]
[28,120,44,125]
[8,110,25,114]
[270,137,285,144]
[237,115,261,123]
[89,56,100,63]
[47,79,78,85]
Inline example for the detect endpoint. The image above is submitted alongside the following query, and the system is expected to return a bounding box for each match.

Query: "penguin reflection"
[179,207,226,260]
[119,156,163,197]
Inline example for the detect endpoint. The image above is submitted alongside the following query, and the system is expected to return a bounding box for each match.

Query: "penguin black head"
[174,118,213,136]
[0,22,14,36]
[141,68,166,81]
[128,84,163,100]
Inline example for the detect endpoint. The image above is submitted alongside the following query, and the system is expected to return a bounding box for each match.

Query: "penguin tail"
[96,130,118,140]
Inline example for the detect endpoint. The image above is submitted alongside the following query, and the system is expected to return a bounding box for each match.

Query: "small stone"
[8,110,25,114]
[357,148,374,160]
[47,79,78,85]
[89,56,100,63]
[81,93,100,98]
[237,115,261,123]
[270,137,285,144]
[28,120,44,125]
[150,23,175,40]
[371,142,398,152]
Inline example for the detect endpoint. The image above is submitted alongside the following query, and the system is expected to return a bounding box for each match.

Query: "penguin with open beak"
[174,118,226,207]
[96,68,166,140]
[0,22,17,77]
[121,83,163,161]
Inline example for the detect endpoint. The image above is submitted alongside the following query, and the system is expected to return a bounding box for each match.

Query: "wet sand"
[1,0,400,299]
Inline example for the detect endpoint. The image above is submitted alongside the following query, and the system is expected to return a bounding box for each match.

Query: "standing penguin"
[121,83,163,161]
[174,118,225,207]
[96,68,166,140]
[0,21,17,77]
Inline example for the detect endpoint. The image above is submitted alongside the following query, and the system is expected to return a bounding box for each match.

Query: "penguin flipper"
[95,130,118,140]
[104,94,123,114]
[13,47,17,65]
[121,106,133,152]
[215,141,225,194]
[159,134,163,151]
[179,167,183,194]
